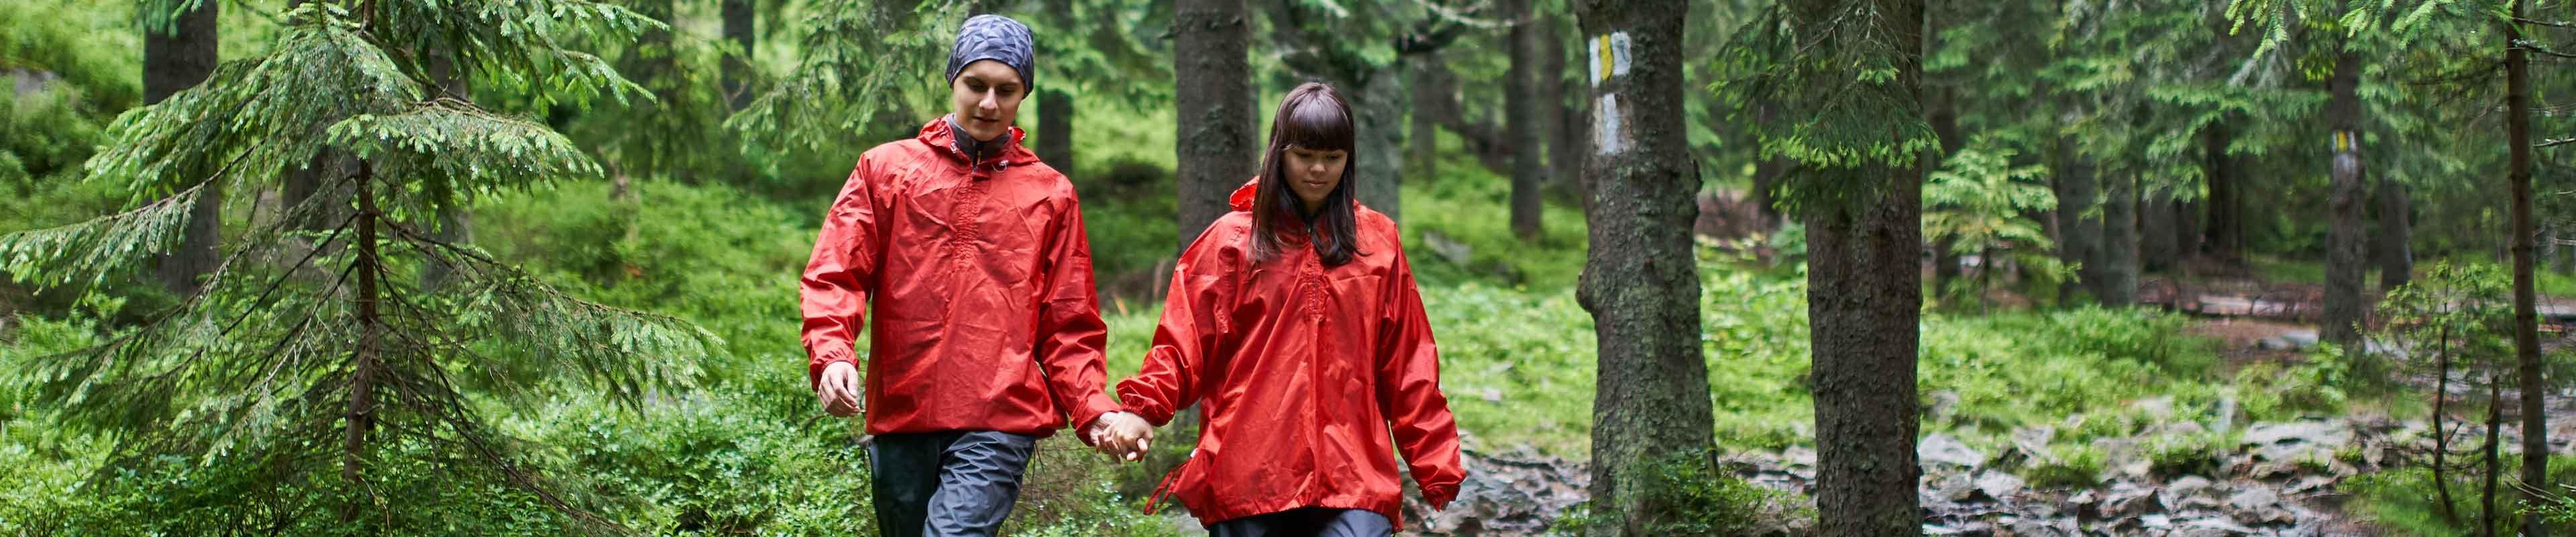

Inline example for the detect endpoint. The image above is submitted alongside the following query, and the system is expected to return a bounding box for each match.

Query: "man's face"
[949,60,1025,143]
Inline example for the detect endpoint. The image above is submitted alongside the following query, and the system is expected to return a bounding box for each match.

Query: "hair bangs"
[1275,93,1355,153]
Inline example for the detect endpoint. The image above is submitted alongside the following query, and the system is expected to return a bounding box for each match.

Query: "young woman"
[1112,82,1463,536]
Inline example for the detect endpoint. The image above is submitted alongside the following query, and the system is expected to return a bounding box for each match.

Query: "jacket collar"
[916,117,1038,179]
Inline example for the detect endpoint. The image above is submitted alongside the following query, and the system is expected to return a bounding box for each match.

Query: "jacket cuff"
[1421,481,1460,510]
[807,346,855,389]
[1068,392,1120,442]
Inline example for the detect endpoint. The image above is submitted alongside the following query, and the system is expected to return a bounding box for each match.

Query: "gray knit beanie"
[947,15,1036,90]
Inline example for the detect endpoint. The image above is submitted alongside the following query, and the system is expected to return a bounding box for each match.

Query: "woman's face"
[1282,145,1348,213]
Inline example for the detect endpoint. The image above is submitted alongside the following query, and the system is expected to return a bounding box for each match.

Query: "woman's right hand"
[816,360,863,417]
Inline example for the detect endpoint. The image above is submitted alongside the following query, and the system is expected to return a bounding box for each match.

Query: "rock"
[2100,482,2161,518]
[2224,487,2292,526]
[2139,514,2174,529]
[1422,232,1474,267]
[2177,516,2261,537]
[1933,471,1978,502]
[2244,420,2351,447]
[2089,437,2151,479]
[1976,471,2026,501]
[2135,395,2177,421]
[2245,420,2353,464]
[2161,475,2214,511]
[2214,396,2239,434]
[2010,426,2059,465]
[1921,433,1988,469]
[1929,390,1962,421]
[2298,475,2339,495]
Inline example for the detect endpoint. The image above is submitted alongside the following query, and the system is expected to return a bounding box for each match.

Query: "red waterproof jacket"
[1117,179,1464,528]
[800,119,1118,438]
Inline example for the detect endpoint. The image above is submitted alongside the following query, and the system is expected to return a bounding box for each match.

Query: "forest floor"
[1372,258,2576,536]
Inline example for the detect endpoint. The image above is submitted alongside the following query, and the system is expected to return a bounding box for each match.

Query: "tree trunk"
[2485,372,2504,537]
[1507,0,1544,240]
[1786,0,1927,534]
[1928,89,1963,294]
[342,162,382,520]
[2202,121,2240,260]
[1751,101,1786,226]
[720,0,753,110]
[1572,1,1716,535]
[1563,62,1597,217]
[1538,14,1580,205]
[2321,11,2369,351]
[146,0,219,295]
[2434,323,2459,524]
[2375,177,2412,289]
[1175,0,1256,252]
[1354,72,1405,222]
[2090,169,2137,305]
[2056,147,2098,303]
[2176,197,2203,261]
[1411,55,1444,183]
[424,48,473,291]
[2141,193,2178,273]
[1038,88,1075,170]
[2507,3,2549,534]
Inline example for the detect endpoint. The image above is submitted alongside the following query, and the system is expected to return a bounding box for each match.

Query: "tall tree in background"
[1538,12,1581,207]
[143,0,218,294]
[1574,0,1713,535]
[2375,173,2412,288]
[1024,0,1171,177]
[1175,0,1255,248]
[1035,0,1079,168]
[2319,0,2369,351]
[1410,53,1446,183]
[1725,0,1933,531]
[1,0,710,528]
[1507,0,1544,239]
[2505,0,2546,532]
[720,0,755,110]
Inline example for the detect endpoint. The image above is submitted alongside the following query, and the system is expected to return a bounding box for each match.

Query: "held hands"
[816,361,863,418]
[1083,411,1154,462]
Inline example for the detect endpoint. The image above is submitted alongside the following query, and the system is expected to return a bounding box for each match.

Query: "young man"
[799,14,1151,537]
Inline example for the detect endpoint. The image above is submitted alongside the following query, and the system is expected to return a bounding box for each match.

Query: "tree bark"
[1354,73,1405,222]
[1038,88,1075,170]
[1928,88,1963,293]
[2321,7,2368,350]
[1784,0,1927,534]
[424,48,473,291]
[1175,0,1256,252]
[1572,1,1715,535]
[2507,2,2548,534]
[1411,55,1445,183]
[1507,0,1544,240]
[2375,177,2412,289]
[1538,14,1580,205]
[720,0,753,110]
[2096,171,2137,305]
[2202,121,2241,260]
[2176,197,2202,261]
[146,0,219,295]
[1751,101,1786,226]
[342,162,381,520]
[2141,193,2178,273]
[2056,146,2098,303]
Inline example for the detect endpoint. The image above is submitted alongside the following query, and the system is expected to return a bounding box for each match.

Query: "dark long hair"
[1250,82,1363,266]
